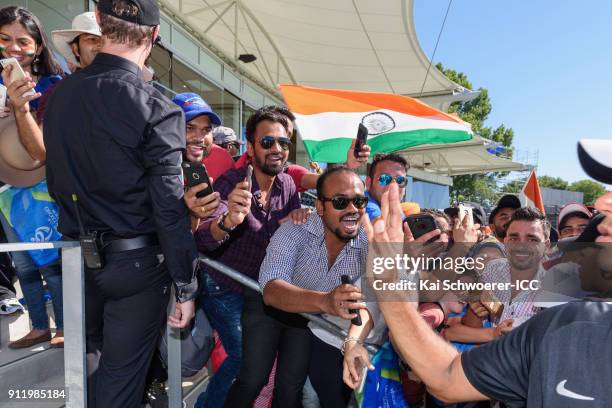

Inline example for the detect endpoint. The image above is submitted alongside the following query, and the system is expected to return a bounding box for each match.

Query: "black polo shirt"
[43,53,198,301]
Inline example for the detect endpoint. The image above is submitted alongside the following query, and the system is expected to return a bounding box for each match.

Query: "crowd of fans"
[0,3,610,408]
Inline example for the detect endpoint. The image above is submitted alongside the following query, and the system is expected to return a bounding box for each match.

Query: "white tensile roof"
[399,135,527,176]
[158,0,472,109]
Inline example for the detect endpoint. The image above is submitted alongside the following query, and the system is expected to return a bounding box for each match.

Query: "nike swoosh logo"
[556,380,595,401]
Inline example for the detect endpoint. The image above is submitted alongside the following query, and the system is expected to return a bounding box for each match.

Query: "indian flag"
[280,84,473,163]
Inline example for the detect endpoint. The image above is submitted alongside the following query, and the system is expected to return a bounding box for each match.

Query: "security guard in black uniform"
[42,1,198,407]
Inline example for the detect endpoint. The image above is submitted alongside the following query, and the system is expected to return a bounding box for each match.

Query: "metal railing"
[1,242,378,408]
[0,241,85,408]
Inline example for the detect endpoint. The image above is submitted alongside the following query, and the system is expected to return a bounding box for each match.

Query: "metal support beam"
[61,244,86,408]
[185,0,233,17]
[239,4,276,87]
[234,0,238,61]
[167,290,182,408]
[203,1,234,34]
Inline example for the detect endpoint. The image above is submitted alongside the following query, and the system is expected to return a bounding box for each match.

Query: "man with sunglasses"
[365,153,409,221]
[194,107,300,408]
[256,166,369,407]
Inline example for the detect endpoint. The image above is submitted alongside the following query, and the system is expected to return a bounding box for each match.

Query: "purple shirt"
[195,165,301,293]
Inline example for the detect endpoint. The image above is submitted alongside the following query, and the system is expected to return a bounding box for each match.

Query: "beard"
[256,153,285,176]
[332,213,361,242]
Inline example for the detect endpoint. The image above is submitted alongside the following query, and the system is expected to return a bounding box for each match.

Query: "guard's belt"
[103,234,159,254]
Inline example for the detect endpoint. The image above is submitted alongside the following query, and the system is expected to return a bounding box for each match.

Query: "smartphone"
[340,275,362,326]
[0,58,35,96]
[458,204,473,225]
[0,84,6,107]
[245,164,253,191]
[354,123,368,159]
[182,161,214,198]
[406,214,438,242]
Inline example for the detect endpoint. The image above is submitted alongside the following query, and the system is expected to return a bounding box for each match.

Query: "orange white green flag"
[279,84,473,163]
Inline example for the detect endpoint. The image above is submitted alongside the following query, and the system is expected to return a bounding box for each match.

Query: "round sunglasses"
[259,136,292,151]
[320,195,368,210]
[378,173,408,187]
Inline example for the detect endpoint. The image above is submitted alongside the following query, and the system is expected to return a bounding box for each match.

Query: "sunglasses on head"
[378,173,408,187]
[320,195,368,210]
[259,136,292,151]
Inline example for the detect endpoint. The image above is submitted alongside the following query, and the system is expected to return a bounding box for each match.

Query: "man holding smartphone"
[193,107,300,407]
[255,166,370,407]
[172,92,226,230]
[43,1,197,407]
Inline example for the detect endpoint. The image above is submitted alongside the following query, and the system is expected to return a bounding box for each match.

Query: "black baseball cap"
[98,0,160,26]
[578,140,612,185]
[488,194,521,224]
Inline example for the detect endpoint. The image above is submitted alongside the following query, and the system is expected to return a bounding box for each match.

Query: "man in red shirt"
[172,93,232,227]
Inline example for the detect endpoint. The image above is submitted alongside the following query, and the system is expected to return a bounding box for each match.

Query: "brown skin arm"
[382,302,488,403]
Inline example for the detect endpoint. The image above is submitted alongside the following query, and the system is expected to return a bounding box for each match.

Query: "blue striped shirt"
[258,213,368,292]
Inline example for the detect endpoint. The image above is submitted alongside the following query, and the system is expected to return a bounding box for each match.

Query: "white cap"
[557,203,592,228]
[51,12,101,67]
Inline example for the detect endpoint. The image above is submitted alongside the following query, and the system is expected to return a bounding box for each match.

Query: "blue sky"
[414,0,612,184]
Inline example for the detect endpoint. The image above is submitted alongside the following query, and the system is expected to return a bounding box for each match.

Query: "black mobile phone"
[182,161,214,198]
[354,123,368,159]
[406,214,439,243]
[245,164,253,191]
[340,275,362,326]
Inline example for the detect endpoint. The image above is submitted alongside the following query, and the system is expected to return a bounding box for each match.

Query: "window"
[242,104,255,142]
[149,45,172,89]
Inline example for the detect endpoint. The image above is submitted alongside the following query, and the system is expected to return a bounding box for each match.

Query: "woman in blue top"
[0,6,64,349]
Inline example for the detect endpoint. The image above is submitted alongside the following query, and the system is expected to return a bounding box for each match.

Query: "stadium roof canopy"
[399,136,527,177]
[159,0,477,110]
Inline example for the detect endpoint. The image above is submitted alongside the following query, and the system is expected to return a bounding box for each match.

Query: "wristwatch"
[218,211,237,233]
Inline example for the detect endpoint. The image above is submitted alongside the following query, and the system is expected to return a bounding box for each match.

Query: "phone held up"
[405,214,439,243]
[0,58,36,97]
[354,123,369,159]
[182,161,214,198]
[245,164,253,191]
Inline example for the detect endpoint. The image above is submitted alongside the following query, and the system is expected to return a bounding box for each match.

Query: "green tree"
[538,175,569,190]
[568,180,607,205]
[437,63,516,204]
[502,179,524,194]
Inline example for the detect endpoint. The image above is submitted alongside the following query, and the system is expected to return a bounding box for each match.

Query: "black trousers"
[224,289,311,408]
[309,333,352,408]
[85,246,170,408]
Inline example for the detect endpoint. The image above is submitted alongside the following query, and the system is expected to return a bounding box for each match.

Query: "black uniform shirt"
[43,53,198,301]
[462,301,612,407]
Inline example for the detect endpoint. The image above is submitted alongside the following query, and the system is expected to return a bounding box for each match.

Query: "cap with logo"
[97,0,160,26]
[51,12,101,67]
[213,126,243,146]
[172,93,222,126]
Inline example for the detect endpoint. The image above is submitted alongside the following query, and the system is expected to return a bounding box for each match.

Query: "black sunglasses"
[320,195,368,210]
[259,136,292,151]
